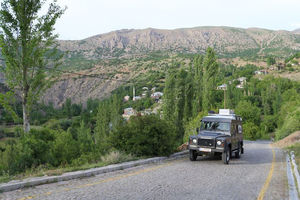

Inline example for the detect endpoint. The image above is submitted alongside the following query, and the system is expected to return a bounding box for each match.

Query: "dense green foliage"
[0,47,299,179]
[0,0,65,132]
[110,115,176,156]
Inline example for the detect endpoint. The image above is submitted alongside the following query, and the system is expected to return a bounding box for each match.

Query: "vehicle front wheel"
[189,150,197,161]
[222,147,230,164]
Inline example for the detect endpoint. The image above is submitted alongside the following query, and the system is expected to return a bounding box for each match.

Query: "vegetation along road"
[1,141,287,200]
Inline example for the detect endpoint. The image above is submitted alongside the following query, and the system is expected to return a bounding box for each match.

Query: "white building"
[122,107,137,120]
[133,96,142,101]
[123,95,130,102]
[151,92,163,99]
[217,84,227,90]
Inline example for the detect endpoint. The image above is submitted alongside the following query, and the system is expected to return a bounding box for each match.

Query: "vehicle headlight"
[217,141,222,146]
[193,139,197,144]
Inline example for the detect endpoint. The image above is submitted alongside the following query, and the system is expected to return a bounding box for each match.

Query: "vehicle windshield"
[200,121,230,132]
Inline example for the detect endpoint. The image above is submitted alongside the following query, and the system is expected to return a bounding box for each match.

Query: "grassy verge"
[0,151,141,184]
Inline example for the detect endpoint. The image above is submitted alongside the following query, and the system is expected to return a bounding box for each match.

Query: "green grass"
[0,151,141,184]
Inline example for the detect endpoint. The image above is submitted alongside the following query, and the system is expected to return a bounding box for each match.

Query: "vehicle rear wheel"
[235,144,241,159]
[222,147,230,164]
[189,150,197,161]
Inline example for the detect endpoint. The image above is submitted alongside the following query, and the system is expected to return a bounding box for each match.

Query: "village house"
[122,107,137,120]
[123,95,130,102]
[133,96,142,101]
[151,87,156,93]
[217,84,227,90]
[237,77,247,85]
[254,70,269,75]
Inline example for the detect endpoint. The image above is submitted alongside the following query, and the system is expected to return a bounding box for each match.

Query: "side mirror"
[196,127,199,133]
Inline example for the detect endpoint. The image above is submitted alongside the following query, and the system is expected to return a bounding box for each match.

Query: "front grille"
[198,139,215,147]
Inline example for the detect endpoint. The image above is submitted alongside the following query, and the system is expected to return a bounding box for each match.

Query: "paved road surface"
[1,141,288,200]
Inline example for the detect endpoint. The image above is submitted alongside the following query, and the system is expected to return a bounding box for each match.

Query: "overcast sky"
[51,0,300,40]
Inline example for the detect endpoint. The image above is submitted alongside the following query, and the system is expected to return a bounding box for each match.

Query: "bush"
[183,112,205,143]
[260,115,277,135]
[110,115,176,156]
[100,151,134,165]
[0,128,55,175]
[51,130,79,166]
[243,122,259,140]
[45,118,72,131]
[275,108,300,140]
[235,100,261,124]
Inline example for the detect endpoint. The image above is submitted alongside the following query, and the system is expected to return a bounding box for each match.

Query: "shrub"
[0,128,55,175]
[275,108,300,140]
[111,115,176,156]
[51,130,79,166]
[183,112,205,143]
[243,122,259,140]
[45,118,72,131]
[235,100,261,124]
[100,151,134,165]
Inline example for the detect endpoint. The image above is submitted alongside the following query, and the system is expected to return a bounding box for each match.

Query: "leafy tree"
[111,94,122,130]
[192,55,203,116]
[243,122,259,140]
[162,73,176,122]
[184,72,194,122]
[174,69,187,143]
[183,112,205,142]
[111,115,176,156]
[266,56,276,66]
[202,47,219,111]
[0,0,65,132]
[235,100,261,125]
[77,121,94,155]
[63,98,72,119]
[94,101,110,152]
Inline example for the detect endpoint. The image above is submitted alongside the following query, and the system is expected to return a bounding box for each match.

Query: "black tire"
[235,144,241,159]
[189,150,197,161]
[222,147,230,164]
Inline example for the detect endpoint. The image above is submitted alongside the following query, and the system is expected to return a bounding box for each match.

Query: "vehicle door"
[231,122,238,150]
[237,124,243,142]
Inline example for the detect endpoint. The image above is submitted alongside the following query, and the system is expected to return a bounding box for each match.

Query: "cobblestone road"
[1,141,288,200]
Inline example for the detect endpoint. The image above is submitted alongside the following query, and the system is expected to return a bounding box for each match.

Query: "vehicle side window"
[231,124,236,135]
[238,125,242,134]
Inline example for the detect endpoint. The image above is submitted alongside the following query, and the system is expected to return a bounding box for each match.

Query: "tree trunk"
[22,94,30,133]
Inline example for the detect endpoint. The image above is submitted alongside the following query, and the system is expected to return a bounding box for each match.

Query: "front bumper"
[188,144,224,153]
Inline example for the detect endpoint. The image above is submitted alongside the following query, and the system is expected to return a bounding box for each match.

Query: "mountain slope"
[43,26,300,106]
[58,26,300,65]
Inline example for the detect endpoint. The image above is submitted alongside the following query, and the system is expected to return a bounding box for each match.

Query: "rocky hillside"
[41,26,300,106]
[58,26,300,63]
[293,28,300,34]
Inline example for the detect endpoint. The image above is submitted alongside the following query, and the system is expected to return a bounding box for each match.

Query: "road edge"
[0,150,189,193]
[287,151,299,200]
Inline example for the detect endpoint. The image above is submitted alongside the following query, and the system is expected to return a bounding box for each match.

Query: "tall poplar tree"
[0,0,65,132]
[175,69,186,143]
[111,94,122,130]
[202,47,218,111]
[95,101,110,152]
[193,55,203,116]
[162,73,176,122]
[184,71,194,122]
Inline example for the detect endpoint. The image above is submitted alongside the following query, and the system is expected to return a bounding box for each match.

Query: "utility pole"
[133,85,135,99]
[217,84,227,109]
[224,89,226,109]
